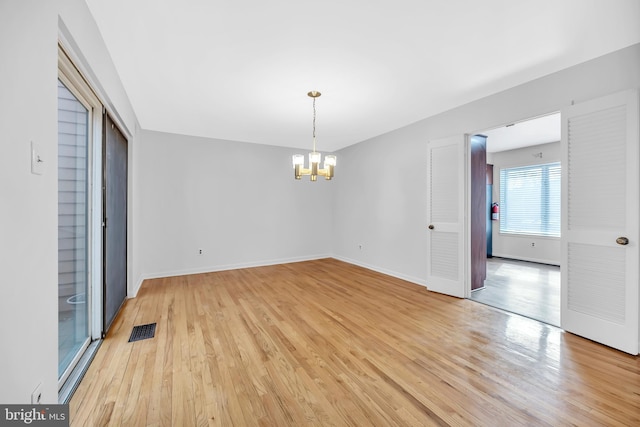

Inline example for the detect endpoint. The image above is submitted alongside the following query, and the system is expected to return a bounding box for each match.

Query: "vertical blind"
[499,162,561,237]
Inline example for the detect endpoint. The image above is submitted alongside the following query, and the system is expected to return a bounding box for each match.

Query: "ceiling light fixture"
[292,91,336,181]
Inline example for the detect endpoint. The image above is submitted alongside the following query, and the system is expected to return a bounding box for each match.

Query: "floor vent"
[128,323,156,342]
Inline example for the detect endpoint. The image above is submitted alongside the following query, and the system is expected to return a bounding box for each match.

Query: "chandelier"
[292,91,336,181]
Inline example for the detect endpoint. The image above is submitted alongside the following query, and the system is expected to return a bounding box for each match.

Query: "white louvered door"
[426,135,465,298]
[561,90,639,355]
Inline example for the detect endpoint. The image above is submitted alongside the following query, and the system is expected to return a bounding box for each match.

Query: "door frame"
[464,112,562,299]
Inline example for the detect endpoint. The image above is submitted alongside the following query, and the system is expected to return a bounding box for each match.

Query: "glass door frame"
[57,46,103,390]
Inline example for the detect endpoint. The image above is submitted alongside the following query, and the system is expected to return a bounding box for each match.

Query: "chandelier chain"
[312,96,317,151]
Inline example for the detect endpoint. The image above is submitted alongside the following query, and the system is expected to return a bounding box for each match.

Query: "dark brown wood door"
[470,135,487,291]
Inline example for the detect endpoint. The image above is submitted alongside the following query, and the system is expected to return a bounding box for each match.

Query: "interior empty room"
[2,1,640,426]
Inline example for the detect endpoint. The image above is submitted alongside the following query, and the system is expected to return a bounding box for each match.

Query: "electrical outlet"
[31,383,42,404]
[198,248,203,255]
[531,242,535,247]
[358,244,363,250]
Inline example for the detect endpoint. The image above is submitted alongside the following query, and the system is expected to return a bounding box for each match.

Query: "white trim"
[333,256,428,288]
[132,255,428,299]
[489,253,560,266]
[131,254,333,297]
[57,337,89,392]
[464,135,471,299]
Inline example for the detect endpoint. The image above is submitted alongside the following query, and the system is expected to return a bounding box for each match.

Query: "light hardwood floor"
[470,257,560,326]
[70,259,640,426]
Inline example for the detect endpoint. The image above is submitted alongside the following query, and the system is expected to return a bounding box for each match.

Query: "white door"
[561,90,639,355]
[426,135,466,298]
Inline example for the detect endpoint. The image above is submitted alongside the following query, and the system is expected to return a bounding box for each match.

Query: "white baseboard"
[333,256,427,288]
[131,254,332,297]
[490,253,560,266]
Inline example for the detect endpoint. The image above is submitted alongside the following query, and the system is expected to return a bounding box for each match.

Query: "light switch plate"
[31,141,44,175]
[31,382,43,404]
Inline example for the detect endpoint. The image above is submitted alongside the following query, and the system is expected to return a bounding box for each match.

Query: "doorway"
[468,113,561,327]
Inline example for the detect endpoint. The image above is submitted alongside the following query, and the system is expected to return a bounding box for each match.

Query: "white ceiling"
[483,113,561,153]
[85,0,640,152]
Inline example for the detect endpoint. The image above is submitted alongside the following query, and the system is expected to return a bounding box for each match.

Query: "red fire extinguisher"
[491,203,499,220]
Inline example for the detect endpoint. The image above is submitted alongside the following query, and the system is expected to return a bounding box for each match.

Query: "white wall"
[490,141,561,264]
[0,0,58,406]
[332,127,429,284]
[0,0,137,404]
[132,130,333,291]
[333,43,640,287]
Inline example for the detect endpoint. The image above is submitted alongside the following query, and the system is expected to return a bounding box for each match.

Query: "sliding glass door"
[57,47,103,388]
[57,78,91,382]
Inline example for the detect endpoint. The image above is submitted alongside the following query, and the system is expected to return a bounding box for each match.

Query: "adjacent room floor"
[470,257,560,326]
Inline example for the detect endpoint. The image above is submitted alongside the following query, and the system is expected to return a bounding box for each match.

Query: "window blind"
[499,162,561,237]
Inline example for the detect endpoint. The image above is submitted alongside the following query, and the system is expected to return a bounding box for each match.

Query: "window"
[499,162,561,237]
